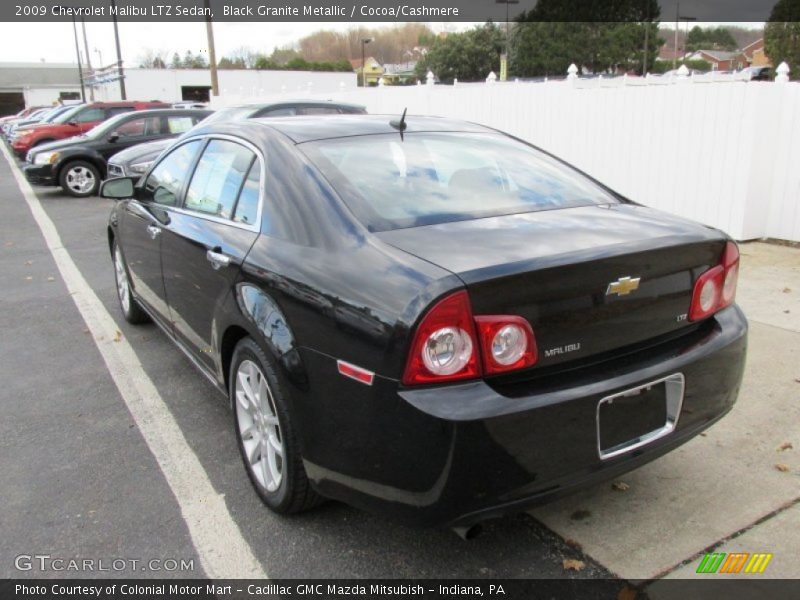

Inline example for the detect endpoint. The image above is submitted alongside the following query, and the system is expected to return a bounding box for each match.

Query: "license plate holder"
[597,373,685,460]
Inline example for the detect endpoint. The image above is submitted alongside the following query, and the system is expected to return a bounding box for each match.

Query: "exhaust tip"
[452,523,483,541]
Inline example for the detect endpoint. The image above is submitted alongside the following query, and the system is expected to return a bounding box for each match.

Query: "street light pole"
[110,0,126,99]
[205,0,219,98]
[80,18,95,100]
[361,38,372,87]
[71,16,86,102]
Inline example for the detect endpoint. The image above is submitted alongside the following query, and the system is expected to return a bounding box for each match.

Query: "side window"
[257,107,296,117]
[74,108,105,123]
[299,107,340,115]
[141,140,202,206]
[107,106,135,117]
[166,116,195,134]
[184,140,254,219]
[233,161,261,226]
[115,116,161,138]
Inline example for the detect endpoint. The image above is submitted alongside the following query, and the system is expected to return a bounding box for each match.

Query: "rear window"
[302,132,619,231]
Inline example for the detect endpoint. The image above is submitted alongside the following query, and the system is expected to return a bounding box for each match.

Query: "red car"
[11,101,168,158]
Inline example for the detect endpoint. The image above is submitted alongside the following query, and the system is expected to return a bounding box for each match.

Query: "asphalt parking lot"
[1,146,798,589]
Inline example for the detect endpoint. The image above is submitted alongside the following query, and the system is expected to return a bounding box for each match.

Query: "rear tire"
[59,160,100,197]
[112,240,149,325]
[230,337,323,514]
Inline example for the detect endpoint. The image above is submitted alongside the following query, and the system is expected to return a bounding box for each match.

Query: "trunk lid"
[376,204,726,370]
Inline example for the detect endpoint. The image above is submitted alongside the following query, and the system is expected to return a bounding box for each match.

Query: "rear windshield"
[302,132,619,231]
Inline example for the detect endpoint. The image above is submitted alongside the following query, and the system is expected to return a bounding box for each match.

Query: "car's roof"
[204,114,494,144]
[224,99,366,112]
[116,108,213,117]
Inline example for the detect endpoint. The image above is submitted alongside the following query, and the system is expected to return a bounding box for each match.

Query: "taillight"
[689,241,739,321]
[475,316,538,375]
[402,291,538,385]
[402,291,481,385]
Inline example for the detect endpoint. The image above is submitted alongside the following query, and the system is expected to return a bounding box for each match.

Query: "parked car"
[0,105,46,128]
[4,104,78,140]
[10,101,168,158]
[172,101,208,109]
[107,100,366,178]
[743,66,772,81]
[23,109,212,197]
[102,115,746,528]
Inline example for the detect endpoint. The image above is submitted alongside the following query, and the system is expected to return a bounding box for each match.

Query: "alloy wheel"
[235,359,284,492]
[114,246,131,313]
[64,165,96,195]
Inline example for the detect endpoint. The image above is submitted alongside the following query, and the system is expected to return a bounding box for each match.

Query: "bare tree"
[137,48,169,69]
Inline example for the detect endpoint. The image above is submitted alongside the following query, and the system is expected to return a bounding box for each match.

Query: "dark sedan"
[23,109,212,197]
[101,116,747,529]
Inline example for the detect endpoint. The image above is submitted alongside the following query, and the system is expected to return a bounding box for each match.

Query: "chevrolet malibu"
[102,116,747,528]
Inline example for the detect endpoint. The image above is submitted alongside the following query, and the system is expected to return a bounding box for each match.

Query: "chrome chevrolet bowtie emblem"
[606,276,641,296]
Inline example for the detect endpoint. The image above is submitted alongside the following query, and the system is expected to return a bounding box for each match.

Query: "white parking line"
[2,145,266,579]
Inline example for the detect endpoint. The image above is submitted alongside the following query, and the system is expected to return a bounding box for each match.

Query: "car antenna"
[389,108,407,140]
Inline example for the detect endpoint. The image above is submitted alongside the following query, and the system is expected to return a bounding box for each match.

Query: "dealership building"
[0,62,357,113]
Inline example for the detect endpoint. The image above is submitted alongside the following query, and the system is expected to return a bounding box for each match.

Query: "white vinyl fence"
[214,70,800,242]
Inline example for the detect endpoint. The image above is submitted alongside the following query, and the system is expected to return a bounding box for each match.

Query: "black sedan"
[101,115,747,529]
[23,108,212,197]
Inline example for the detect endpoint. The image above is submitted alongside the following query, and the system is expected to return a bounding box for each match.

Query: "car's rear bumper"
[23,163,56,186]
[298,305,747,527]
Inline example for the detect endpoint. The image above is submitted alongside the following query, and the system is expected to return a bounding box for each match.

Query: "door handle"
[147,224,161,240]
[206,249,232,270]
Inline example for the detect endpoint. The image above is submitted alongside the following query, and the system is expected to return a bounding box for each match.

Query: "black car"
[106,100,367,178]
[102,115,747,529]
[23,108,212,197]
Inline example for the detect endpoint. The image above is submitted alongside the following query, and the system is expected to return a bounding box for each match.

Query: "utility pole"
[642,2,650,76]
[673,2,679,70]
[110,0,126,99]
[205,0,219,97]
[495,0,519,82]
[80,18,95,100]
[71,16,86,102]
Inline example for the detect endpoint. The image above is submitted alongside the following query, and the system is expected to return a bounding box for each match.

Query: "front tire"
[60,160,100,197]
[112,240,149,324]
[231,337,322,514]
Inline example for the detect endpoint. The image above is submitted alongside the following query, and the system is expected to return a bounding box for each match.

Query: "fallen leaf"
[775,464,790,473]
[617,586,638,600]
[795,379,800,384]
[700,432,708,437]
[113,330,122,342]
[24,260,32,266]
[778,442,793,451]
[46,276,55,282]
[612,481,630,492]
[563,558,585,572]
[785,310,791,314]
[570,509,592,521]
[565,538,582,550]
[783,287,792,293]
[25,276,32,281]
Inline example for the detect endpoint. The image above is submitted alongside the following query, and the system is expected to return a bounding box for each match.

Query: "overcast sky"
[0,21,471,67]
[0,20,762,68]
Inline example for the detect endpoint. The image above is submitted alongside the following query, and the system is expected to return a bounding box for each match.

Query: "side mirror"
[108,132,120,143]
[67,120,78,127]
[100,177,135,200]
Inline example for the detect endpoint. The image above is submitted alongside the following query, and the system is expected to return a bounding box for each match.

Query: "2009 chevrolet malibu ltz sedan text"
[101,115,747,529]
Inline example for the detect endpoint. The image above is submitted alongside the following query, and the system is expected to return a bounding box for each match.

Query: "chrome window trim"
[596,373,685,460]
[143,133,265,234]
